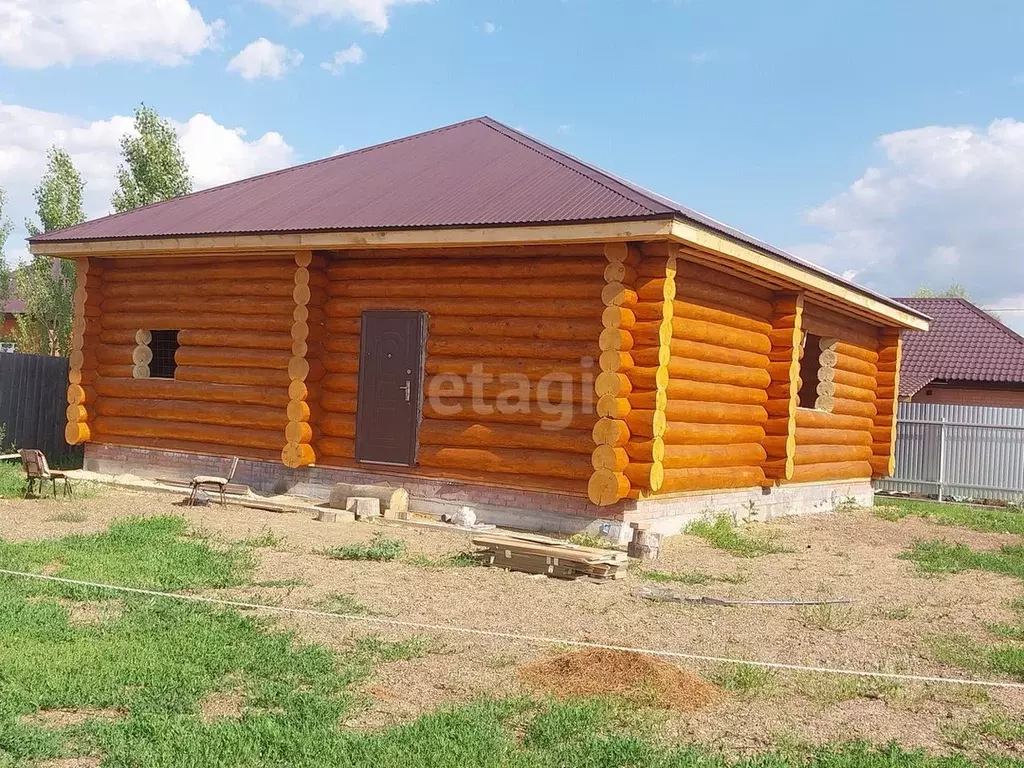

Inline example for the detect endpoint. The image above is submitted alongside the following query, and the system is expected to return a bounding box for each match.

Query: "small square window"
[149,330,180,379]
[798,332,823,409]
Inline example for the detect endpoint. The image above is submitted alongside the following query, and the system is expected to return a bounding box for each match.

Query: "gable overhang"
[28,214,929,331]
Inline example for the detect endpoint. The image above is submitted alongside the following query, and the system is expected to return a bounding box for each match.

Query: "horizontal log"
[102,279,295,299]
[102,262,295,283]
[68,368,98,386]
[325,297,600,319]
[795,409,874,431]
[425,375,583,405]
[321,374,359,393]
[835,342,879,364]
[624,438,666,463]
[101,312,294,333]
[623,461,664,492]
[419,420,594,454]
[794,444,873,465]
[426,337,597,361]
[788,460,872,483]
[833,353,878,378]
[662,443,767,469]
[320,391,356,413]
[423,399,597,431]
[802,309,880,349]
[95,344,134,366]
[174,347,291,370]
[624,410,666,438]
[326,257,601,282]
[674,258,774,300]
[761,434,795,458]
[674,281,773,319]
[316,436,355,458]
[829,382,874,403]
[663,422,766,445]
[322,356,359,375]
[635,277,675,303]
[630,337,770,371]
[796,427,871,446]
[320,413,356,438]
[96,365,134,379]
[176,330,293,351]
[664,401,768,425]
[637,299,772,335]
[88,433,283,463]
[98,329,142,346]
[588,470,630,505]
[327,277,604,300]
[658,466,765,494]
[426,356,591,379]
[95,398,287,430]
[830,398,878,419]
[101,296,294,316]
[669,319,769,355]
[831,368,877,390]
[417,445,592,481]
[93,377,289,408]
[667,357,771,389]
[870,455,896,477]
[175,366,291,388]
[92,416,284,451]
[432,316,604,342]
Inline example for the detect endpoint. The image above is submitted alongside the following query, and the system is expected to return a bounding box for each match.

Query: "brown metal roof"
[28,116,927,325]
[896,297,1024,396]
[32,117,674,242]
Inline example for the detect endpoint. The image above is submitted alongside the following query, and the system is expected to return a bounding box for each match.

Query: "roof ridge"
[477,117,674,217]
[31,117,486,242]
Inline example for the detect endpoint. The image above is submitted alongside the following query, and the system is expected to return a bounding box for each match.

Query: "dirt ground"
[2,484,1023,756]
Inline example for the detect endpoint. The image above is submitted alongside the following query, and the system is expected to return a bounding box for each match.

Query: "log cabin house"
[29,118,929,535]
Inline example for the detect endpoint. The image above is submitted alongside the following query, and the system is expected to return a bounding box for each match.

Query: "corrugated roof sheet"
[28,116,927,324]
[897,297,1024,396]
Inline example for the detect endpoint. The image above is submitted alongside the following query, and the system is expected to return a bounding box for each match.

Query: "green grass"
[636,568,747,585]
[876,497,1024,535]
[711,663,776,696]
[0,515,1015,767]
[797,603,861,632]
[566,532,616,549]
[323,534,406,562]
[900,540,1024,581]
[684,516,788,558]
[319,592,376,615]
[236,528,285,548]
[0,461,26,498]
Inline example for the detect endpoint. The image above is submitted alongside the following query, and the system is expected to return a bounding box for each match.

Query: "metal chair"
[188,456,239,506]
[19,449,72,498]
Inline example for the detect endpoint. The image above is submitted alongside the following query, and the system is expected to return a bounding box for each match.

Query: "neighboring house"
[29,117,928,534]
[897,297,1024,408]
[1,297,23,351]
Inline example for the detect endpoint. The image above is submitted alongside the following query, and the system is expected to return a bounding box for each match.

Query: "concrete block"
[317,508,355,523]
[346,496,381,520]
[328,483,408,518]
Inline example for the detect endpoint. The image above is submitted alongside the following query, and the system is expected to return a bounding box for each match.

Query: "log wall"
[319,247,603,496]
[790,302,879,483]
[85,254,298,460]
[652,254,772,495]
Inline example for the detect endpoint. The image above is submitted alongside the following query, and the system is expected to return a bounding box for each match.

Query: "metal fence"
[0,352,81,466]
[877,401,1024,503]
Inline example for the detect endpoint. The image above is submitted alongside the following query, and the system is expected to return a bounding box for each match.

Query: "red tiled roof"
[3,299,25,314]
[896,297,1024,396]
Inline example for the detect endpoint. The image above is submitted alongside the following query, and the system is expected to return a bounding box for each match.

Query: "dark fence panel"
[0,352,82,466]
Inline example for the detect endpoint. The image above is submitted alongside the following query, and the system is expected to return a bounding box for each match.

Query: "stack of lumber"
[471,532,627,581]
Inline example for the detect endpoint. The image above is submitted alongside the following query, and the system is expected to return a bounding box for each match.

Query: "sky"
[3,0,1024,326]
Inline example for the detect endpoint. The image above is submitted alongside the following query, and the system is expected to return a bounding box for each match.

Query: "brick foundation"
[84,442,873,541]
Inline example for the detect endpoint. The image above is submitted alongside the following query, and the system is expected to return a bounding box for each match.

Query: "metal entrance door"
[354,310,426,466]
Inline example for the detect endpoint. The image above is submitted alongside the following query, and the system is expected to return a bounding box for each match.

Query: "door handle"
[401,380,411,402]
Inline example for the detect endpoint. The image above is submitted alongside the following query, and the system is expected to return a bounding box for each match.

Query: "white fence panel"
[877,402,1024,502]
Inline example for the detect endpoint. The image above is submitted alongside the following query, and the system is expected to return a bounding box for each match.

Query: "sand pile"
[518,649,721,712]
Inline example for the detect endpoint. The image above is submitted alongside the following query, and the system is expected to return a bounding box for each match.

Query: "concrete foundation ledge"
[83,443,873,542]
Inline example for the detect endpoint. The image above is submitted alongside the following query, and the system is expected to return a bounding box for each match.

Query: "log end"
[65,420,91,445]
[282,441,316,468]
[587,469,629,506]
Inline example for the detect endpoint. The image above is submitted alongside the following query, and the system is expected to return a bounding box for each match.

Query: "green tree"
[15,148,86,356]
[912,283,971,299]
[0,187,13,313]
[111,104,192,213]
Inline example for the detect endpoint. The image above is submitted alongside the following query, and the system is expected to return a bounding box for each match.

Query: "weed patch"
[323,534,406,562]
[353,634,431,661]
[900,540,1024,581]
[798,603,861,632]
[566,532,616,549]
[876,497,1024,535]
[46,511,88,523]
[405,551,481,568]
[711,663,776,696]
[685,516,788,557]
[320,592,376,616]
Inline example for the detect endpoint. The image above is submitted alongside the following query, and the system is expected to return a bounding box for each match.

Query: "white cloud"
[321,43,365,75]
[483,20,497,33]
[0,0,224,68]
[227,37,303,80]
[794,118,1024,321]
[557,124,571,135]
[689,50,713,64]
[0,102,296,265]
[258,0,430,32]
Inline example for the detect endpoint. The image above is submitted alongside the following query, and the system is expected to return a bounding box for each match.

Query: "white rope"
[3,567,1022,690]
